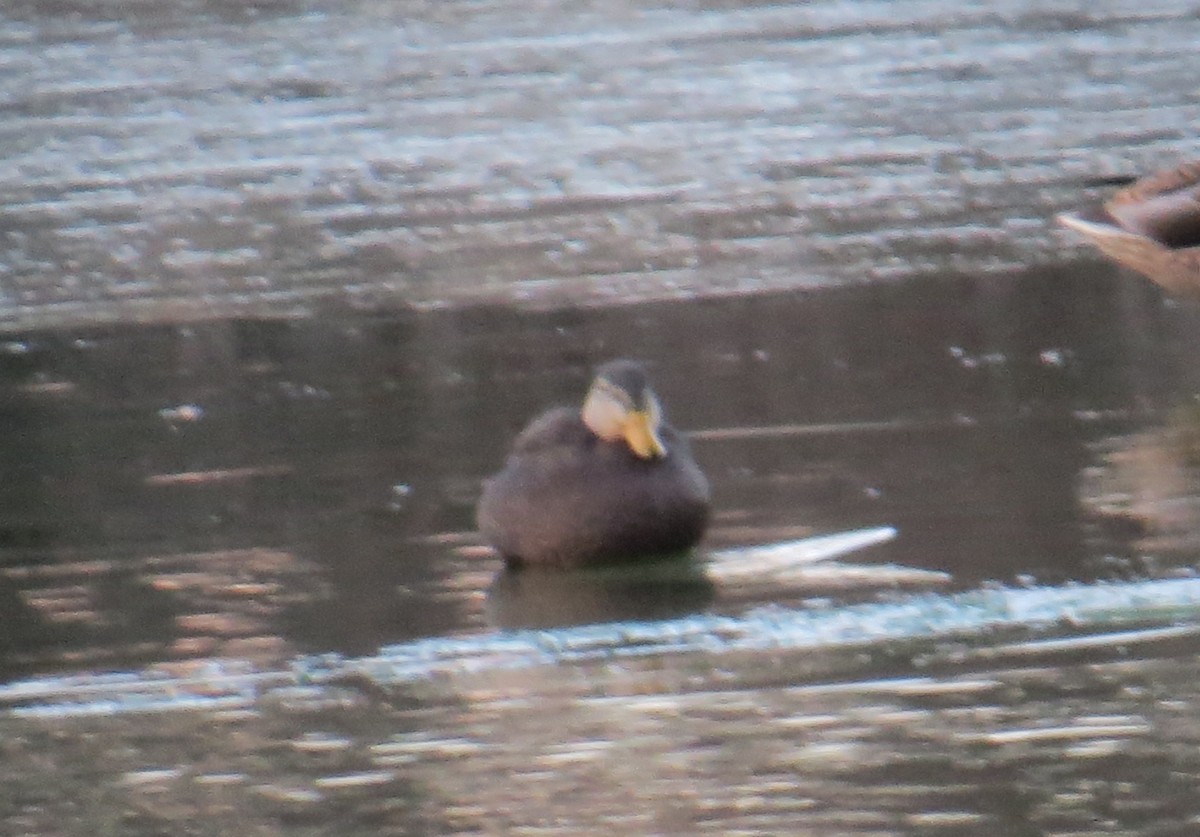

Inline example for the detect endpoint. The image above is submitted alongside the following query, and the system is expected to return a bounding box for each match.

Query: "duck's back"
[476,408,709,567]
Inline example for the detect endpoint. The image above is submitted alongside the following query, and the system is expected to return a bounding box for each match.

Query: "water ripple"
[5,576,1200,718]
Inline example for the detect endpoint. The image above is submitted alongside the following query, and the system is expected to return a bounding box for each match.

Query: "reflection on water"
[1,268,1199,680]
[4,577,1200,834]
[487,560,717,631]
[1082,421,1200,572]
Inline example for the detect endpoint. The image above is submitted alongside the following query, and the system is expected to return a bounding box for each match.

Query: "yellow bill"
[623,409,667,459]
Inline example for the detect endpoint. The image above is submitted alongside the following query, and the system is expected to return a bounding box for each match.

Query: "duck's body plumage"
[477,362,710,568]
[1059,161,1200,299]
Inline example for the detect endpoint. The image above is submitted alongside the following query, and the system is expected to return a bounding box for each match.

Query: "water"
[4,0,1200,828]
[2,268,1196,678]
[2,267,1200,832]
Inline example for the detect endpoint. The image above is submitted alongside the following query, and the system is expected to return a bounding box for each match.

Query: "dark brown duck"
[1058,160,1200,299]
[476,360,710,568]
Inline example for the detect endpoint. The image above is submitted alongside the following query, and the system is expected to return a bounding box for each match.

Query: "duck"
[476,360,710,568]
[1058,160,1200,299]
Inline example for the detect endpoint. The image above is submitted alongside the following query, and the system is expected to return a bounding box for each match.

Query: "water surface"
[3,267,1200,833]
[2,268,1199,675]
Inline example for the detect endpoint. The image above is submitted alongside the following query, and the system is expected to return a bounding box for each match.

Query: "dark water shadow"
[485,556,716,631]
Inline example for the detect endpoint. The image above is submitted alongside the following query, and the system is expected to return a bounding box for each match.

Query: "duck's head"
[581,360,667,460]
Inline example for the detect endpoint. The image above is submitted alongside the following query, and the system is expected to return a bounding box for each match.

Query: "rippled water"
[4,0,1200,829]
[3,268,1200,833]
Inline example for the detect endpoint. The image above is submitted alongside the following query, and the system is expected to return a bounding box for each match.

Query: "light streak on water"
[5,575,1200,719]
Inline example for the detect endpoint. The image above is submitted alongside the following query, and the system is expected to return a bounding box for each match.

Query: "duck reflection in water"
[486,558,716,630]
[476,359,710,568]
